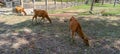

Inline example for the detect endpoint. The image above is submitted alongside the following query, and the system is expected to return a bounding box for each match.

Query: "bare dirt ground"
[0,14,120,54]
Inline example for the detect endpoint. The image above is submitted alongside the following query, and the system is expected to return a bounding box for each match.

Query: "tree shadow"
[0,16,120,54]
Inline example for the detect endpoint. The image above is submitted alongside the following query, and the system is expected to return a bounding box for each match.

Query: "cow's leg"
[46,16,52,23]
[32,16,35,24]
[15,9,19,16]
[35,17,37,23]
[41,17,45,23]
[32,15,37,24]
[71,31,75,43]
[23,10,27,15]
[40,17,45,22]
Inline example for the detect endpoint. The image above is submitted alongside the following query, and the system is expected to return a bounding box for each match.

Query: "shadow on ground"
[0,15,120,54]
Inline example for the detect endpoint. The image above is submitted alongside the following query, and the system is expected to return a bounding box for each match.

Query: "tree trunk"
[32,0,35,9]
[114,0,117,7]
[90,0,94,11]
[61,0,63,5]
[45,0,48,11]
[20,0,23,7]
[95,0,99,3]
[61,0,63,8]
[101,0,104,5]
[54,0,56,9]
[89,0,94,14]
[109,0,112,4]
[85,0,89,4]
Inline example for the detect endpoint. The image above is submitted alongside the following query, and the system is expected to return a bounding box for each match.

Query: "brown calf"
[15,6,27,15]
[32,9,52,23]
[69,16,89,46]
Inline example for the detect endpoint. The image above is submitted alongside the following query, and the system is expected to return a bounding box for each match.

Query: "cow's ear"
[70,17,73,21]
[71,16,74,18]
[34,9,37,12]
[70,16,74,21]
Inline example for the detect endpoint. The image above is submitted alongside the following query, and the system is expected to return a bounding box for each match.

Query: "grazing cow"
[15,6,27,15]
[69,16,90,46]
[32,9,52,23]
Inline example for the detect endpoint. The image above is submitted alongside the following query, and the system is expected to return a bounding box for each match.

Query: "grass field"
[49,3,120,16]
[0,3,120,54]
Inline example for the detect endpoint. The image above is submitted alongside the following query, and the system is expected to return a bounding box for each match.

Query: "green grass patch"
[102,11,120,16]
[94,3,112,7]
[48,4,90,14]
[56,0,83,2]
[48,9,65,14]
[48,3,120,16]
[67,4,90,9]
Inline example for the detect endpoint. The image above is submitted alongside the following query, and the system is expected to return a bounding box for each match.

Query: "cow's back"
[34,9,48,17]
[15,6,24,12]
